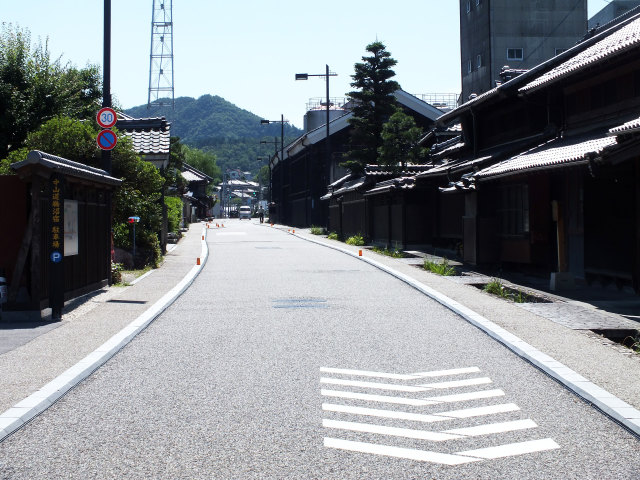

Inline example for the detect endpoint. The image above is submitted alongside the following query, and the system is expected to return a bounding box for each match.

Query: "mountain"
[124,95,303,175]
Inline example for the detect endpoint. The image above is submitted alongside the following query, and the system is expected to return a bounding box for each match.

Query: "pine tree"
[378,108,426,171]
[342,41,400,174]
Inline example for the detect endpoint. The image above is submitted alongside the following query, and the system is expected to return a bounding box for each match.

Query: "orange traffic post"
[202,235,205,240]
[293,229,295,234]
[197,257,201,265]
[359,250,363,256]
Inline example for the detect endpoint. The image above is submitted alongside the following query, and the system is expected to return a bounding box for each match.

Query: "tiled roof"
[521,16,640,92]
[474,135,617,181]
[609,116,640,135]
[116,115,171,155]
[11,150,122,186]
[364,177,416,196]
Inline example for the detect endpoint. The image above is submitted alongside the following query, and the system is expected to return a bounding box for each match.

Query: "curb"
[293,231,640,438]
[0,226,209,443]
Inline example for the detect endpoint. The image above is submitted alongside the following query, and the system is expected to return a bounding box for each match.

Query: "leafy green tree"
[0,24,101,159]
[8,116,165,267]
[183,144,221,184]
[378,108,426,170]
[343,41,401,174]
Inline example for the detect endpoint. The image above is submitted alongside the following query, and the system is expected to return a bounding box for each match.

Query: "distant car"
[238,206,252,219]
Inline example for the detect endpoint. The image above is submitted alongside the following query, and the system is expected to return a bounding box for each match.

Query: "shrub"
[327,232,339,240]
[165,196,183,233]
[372,246,406,258]
[111,262,124,284]
[345,234,365,246]
[310,226,326,235]
[423,258,456,276]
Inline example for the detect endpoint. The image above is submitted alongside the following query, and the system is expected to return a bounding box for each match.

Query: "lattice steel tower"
[148,0,174,109]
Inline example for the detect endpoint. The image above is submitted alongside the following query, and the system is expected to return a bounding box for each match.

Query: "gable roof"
[116,114,171,156]
[11,150,122,187]
[521,14,640,93]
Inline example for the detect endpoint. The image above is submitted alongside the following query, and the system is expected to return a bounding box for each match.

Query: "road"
[0,220,638,479]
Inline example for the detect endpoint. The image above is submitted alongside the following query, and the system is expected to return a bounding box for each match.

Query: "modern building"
[589,0,640,30]
[460,0,587,103]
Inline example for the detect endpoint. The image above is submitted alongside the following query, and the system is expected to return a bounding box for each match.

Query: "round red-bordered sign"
[97,129,118,150]
[96,107,117,129]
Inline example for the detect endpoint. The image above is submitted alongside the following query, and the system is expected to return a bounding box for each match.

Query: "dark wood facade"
[3,151,121,313]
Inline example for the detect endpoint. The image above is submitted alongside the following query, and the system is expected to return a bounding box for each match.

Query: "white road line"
[320,367,420,381]
[320,378,427,393]
[412,367,481,377]
[324,438,481,466]
[322,403,520,423]
[424,389,505,403]
[418,377,492,389]
[323,419,461,441]
[323,418,538,441]
[438,403,520,419]
[457,438,560,459]
[321,389,437,406]
[444,419,538,437]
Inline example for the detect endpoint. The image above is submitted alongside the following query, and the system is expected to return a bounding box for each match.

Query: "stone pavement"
[0,220,639,438]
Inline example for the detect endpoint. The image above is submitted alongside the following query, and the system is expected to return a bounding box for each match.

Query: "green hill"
[124,95,303,175]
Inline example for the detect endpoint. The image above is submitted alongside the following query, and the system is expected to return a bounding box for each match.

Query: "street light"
[259,138,279,204]
[260,116,289,210]
[295,65,337,182]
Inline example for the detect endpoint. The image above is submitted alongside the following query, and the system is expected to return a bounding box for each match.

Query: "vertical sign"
[50,174,65,320]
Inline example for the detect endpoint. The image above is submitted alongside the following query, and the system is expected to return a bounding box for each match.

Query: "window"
[467,59,472,74]
[476,0,481,5]
[507,48,524,61]
[466,0,471,13]
[477,54,482,68]
[498,184,529,236]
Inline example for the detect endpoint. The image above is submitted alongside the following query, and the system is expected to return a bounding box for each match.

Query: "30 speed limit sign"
[96,107,117,129]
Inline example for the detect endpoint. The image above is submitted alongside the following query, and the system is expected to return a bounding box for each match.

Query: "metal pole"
[326,64,331,182]
[102,0,112,175]
[280,114,284,167]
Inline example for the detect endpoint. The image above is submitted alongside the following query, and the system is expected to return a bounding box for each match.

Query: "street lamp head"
[295,73,309,81]
[260,120,270,124]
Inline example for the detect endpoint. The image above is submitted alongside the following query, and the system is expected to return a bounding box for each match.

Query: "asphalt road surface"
[0,220,638,479]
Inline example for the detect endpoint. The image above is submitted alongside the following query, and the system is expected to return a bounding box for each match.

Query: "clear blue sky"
[3,1,614,129]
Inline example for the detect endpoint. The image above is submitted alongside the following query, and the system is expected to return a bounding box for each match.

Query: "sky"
[3,0,615,129]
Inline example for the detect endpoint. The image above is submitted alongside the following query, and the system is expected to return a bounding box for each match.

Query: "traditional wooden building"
[271,91,443,228]
[433,12,640,291]
[1,151,121,316]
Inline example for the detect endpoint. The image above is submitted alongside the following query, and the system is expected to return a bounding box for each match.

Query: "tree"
[378,108,426,170]
[342,41,401,174]
[0,24,101,159]
[183,144,221,184]
[8,116,165,267]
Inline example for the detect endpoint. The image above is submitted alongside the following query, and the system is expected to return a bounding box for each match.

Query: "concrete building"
[589,1,640,29]
[460,0,587,103]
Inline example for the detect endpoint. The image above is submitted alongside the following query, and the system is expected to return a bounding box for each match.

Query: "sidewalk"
[1,221,639,439]
[0,224,206,415]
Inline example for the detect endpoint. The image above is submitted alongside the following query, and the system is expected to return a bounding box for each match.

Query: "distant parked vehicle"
[238,206,252,219]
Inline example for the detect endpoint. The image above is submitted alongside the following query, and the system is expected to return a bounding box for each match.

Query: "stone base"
[550,272,575,291]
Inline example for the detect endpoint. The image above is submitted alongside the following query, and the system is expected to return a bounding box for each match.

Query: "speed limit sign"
[96,107,117,129]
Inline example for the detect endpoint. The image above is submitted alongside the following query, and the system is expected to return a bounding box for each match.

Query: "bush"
[165,196,183,233]
[310,226,326,235]
[423,258,456,276]
[345,234,365,246]
[111,262,124,284]
[327,232,339,240]
[372,246,406,258]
